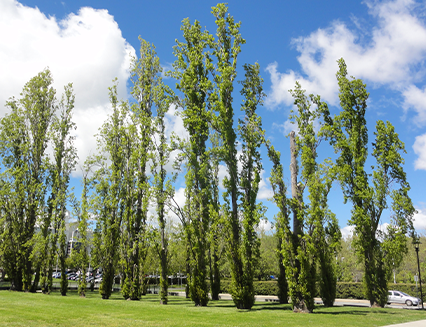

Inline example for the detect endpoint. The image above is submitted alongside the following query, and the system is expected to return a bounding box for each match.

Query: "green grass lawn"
[0,290,425,327]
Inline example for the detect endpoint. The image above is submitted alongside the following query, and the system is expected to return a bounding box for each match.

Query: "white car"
[387,290,421,306]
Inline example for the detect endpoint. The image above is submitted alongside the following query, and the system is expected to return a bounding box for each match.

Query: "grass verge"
[0,290,425,326]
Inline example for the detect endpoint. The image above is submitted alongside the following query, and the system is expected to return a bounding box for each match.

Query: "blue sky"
[1,0,426,235]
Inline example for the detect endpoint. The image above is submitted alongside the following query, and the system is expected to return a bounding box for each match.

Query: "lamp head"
[413,238,421,250]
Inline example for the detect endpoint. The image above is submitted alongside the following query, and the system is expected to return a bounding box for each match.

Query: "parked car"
[387,290,421,306]
[67,273,77,280]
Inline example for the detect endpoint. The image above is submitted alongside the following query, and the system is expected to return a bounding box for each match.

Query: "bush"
[215,280,279,296]
[335,282,364,299]
[253,281,280,295]
[210,280,426,302]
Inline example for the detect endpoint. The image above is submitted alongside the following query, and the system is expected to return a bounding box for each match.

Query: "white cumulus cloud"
[0,0,135,174]
[340,225,355,239]
[256,218,274,233]
[413,133,426,170]
[413,207,426,231]
[257,170,274,201]
[267,0,426,107]
[266,0,426,170]
[403,86,426,126]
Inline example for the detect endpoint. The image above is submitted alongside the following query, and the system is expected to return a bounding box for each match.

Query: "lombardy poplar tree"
[207,131,222,301]
[321,58,415,307]
[151,79,174,305]
[118,98,149,301]
[74,169,90,297]
[119,38,161,301]
[209,4,250,309]
[289,82,340,310]
[171,17,213,306]
[94,74,153,301]
[235,63,266,309]
[0,69,56,292]
[265,143,289,304]
[96,82,126,300]
[45,85,77,295]
[271,127,318,313]
[171,4,266,309]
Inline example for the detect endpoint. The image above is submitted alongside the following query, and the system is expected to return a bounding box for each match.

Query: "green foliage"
[208,4,245,308]
[335,282,364,299]
[149,40,175,305]
[74,173,90,298]
[266,81,340,312]
[0,69,75,294]
[230,62,266,310]
[266,144,290,305]
[207,132,223,301]
[171,11,213,307]
[169,3,267,310]
[255,231,279,281]
[94,81,127,300]
[321,58,415,307]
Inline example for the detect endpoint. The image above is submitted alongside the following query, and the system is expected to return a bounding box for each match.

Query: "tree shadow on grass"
[314,310,368,316]
[208,303,239,308]
[314,308,398,316]
[250,303,293,311]
[165,299,238,308]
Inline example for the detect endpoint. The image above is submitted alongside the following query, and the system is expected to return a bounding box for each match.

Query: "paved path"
[382,320,426,327]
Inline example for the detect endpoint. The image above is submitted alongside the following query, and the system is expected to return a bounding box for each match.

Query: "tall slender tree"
[74,167,90,297]
[234,62,266,309]
[209,3,248,309]
[321,58,416,307]
[266,143,290,303]
[171,4,267,309]
[171,16,214,306]
[45,83,77,295]
[151,84,174,305]
[288,82,341,310]
[120,38,161,301]
[0,69,56,292]
[96,81,126,300]
[207,131,222,301]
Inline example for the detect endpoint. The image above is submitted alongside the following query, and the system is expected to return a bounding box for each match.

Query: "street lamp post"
[413,238,424,310]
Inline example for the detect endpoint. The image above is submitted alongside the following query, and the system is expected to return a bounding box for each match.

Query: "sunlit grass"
[0,290,424,326]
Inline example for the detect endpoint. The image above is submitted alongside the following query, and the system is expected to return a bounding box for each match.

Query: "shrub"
[210,280,426,302]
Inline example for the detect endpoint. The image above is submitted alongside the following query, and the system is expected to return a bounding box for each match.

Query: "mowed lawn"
[0,290,425,327]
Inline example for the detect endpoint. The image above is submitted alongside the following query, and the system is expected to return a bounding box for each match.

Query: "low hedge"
[208,280,425,301]
[335,283,426,301]
[217,280,280,296]
[335,282,364,299]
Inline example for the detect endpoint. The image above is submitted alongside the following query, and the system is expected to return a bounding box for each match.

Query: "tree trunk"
[290,131,300,236]
[160,228,168,304]
[277,230,288,304]
[289,131,312,313]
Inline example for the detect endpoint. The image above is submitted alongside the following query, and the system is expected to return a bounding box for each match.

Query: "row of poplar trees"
[0,3,416,313]
[0,70,77,294]
[267,58,416,312]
